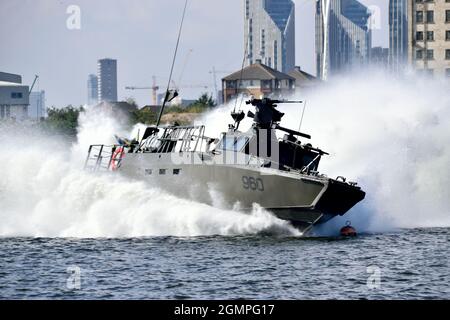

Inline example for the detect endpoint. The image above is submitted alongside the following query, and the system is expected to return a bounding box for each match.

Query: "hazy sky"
[0,0,388,107]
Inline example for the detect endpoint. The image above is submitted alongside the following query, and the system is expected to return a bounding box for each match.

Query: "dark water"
[0,228,448,299]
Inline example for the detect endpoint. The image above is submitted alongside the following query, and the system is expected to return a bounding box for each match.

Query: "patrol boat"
[85,97,366,234]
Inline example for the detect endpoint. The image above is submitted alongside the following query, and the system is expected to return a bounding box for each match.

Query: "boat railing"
[245,153,323,177]
[141,125,208,153]
[84,144,124,172]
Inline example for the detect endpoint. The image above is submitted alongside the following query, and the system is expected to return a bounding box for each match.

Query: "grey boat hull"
[117,152,365,233]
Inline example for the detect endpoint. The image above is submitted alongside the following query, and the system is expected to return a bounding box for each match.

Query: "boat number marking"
[242,176,264,191]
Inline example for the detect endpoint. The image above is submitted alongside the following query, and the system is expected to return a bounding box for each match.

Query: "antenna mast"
[156,0,189,127]
[298,100,307,132]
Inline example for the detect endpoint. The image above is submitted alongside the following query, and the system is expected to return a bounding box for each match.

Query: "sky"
[0,0,389,108]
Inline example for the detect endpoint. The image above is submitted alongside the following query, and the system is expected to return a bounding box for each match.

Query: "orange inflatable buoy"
[340,221,357,237]
[110,146,125,171]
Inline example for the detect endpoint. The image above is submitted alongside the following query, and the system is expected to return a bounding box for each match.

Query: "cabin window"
[219,136,249,152]
[145,169,153,176]
[173,169,181,175]
[235,137,249,151]
[302,152,320,172]
[159,169,166,175]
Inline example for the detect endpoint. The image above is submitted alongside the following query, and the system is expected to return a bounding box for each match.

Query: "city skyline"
[0,0,389,108]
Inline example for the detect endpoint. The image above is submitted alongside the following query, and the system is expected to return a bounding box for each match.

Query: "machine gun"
[245,98,311,139]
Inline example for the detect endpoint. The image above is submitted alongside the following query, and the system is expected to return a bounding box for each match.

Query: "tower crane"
[126,77,209,105]
[29,75,39,94]
[28,75,40,120]
[125,76,159,105]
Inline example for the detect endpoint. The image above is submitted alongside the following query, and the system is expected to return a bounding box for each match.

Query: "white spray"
[1,71,449,237]
[0,105,299,238]
[200,70,450,232]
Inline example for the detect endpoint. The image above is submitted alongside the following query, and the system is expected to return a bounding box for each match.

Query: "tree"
[186,93,215,113]
[125,97,139,109]
[132,107,158,125]
[196,93,215,107]
[40,105,84,137]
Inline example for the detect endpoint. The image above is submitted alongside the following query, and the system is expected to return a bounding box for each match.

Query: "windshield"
[218,135,249,152]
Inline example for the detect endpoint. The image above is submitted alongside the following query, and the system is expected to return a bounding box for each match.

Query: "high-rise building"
[315,0,372,79]
[244,0,295,73]
[29,90,46,119]
[389,0,408,73]
[97,58,118,103]
[407,0,450,77]
[87,74,98,106]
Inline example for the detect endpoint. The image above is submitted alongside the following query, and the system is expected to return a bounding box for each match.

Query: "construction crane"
[170,79,209,91]
[125,76,159,105]
[126,77,209,105]
[29,75,39,94]
[27,75,40,120]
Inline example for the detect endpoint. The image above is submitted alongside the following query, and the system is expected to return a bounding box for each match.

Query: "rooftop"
[0,81,27,87]
[223,60,295,81]
[287,67,318,86]
[0,71,22,84]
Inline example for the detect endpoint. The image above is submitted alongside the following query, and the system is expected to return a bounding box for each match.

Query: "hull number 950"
[242,176,264,191]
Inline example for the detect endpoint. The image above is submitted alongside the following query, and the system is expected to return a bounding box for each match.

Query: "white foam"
[0,106,299,238]
[200,70,450,232]
[1,70,448,237]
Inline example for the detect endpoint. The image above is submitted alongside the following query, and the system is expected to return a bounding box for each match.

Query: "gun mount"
[242,98,311,139]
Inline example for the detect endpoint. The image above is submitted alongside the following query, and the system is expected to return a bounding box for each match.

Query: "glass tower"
[389,0,408,73]
[244,0,295,72]
[316,0,372,79]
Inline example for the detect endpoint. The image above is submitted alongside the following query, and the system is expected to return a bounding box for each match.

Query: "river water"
[1,228,448,299]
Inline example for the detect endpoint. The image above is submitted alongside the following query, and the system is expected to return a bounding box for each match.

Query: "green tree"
[132,108,158,125]
[196,93,215,107]
[40,105,84,137]
[125,97,139,109]
[186,93,215,113]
